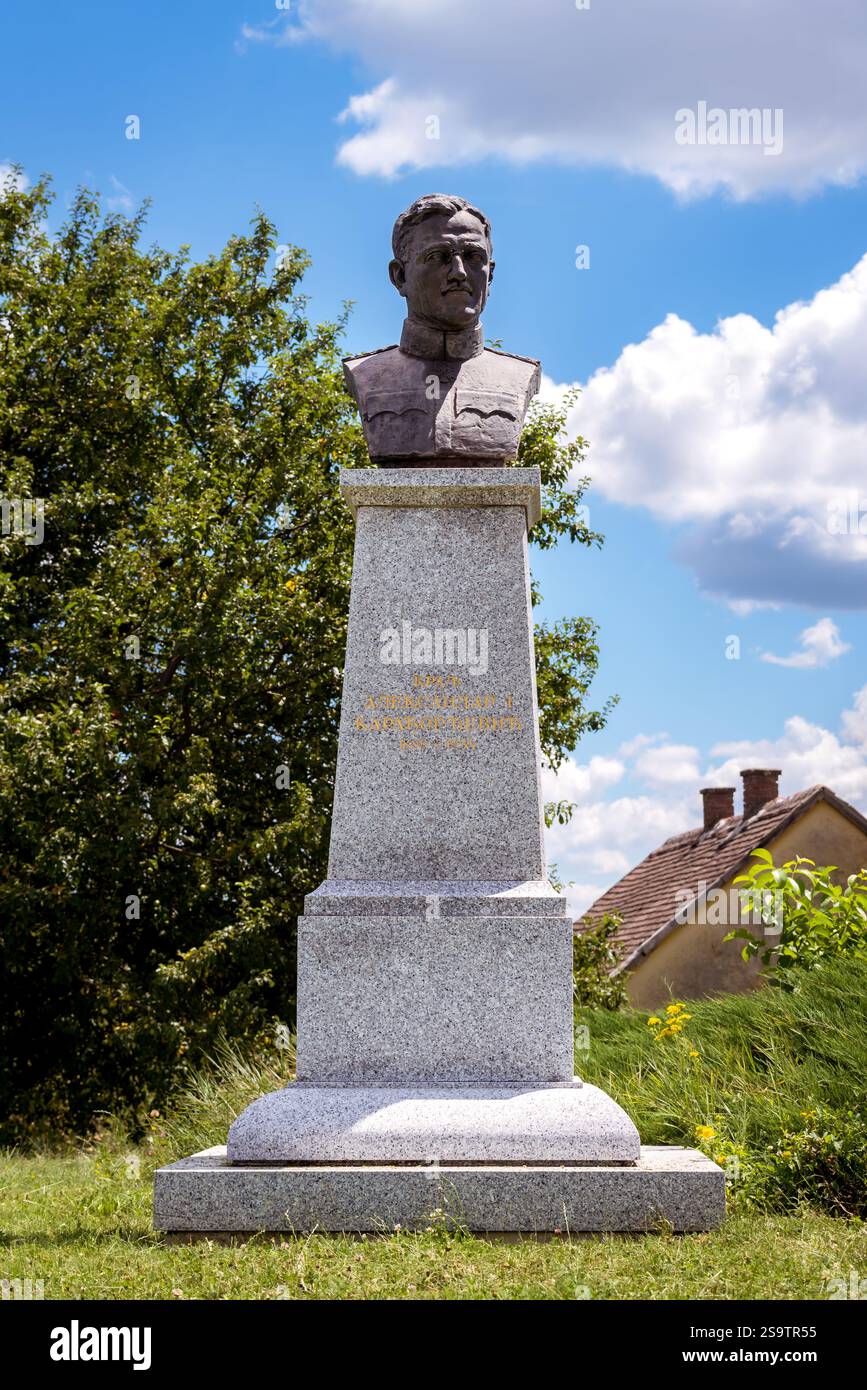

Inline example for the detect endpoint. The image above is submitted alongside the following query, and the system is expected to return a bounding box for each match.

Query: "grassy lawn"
[1,1150,865,1299]
[2,958,865,1300]
[574,957,867,1219]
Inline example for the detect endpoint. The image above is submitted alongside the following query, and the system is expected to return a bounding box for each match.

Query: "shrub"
[573,913,627,1011]
[726,849,867,983]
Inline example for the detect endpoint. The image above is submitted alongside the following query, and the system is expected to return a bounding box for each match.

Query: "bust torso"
[345,320,540,467]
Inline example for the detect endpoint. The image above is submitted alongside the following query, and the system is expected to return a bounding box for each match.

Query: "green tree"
[0,174,614,1141]
[518,391,617,769]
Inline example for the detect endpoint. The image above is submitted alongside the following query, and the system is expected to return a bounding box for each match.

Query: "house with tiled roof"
[579,769,867,1009]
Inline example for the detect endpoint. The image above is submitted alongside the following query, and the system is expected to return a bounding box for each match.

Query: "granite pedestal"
[154,468,724,1234]
[156,1146,725,1235]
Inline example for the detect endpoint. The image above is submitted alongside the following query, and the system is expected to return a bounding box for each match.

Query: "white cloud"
[617,732,668,758]
[107,176,134,214]
[545,684,867,914]
[841,686,867,749]
[540,753,624,804]
[541,743,692,911]
[237,16,308,50]
[545,789,695,916]
[245,0,867,199]
[761,617,852,668]
[634,743,701,786]
[708,698,867,806]
[555,254,867,524]
[543,252,867,607]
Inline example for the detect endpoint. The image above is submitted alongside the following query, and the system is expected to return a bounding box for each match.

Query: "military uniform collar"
[399,316,484,362]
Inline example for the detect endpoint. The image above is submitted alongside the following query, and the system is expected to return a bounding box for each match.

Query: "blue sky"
[3,0,866,909]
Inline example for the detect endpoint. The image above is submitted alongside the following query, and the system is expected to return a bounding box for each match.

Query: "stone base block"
[153,1146,725,1234]
[297,914,573,1084]
[226,1080,640,1164]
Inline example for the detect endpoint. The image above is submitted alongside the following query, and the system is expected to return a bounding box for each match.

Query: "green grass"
[1,959,865,1299]
[1,1150,865,1299]
[578,956,867,1149]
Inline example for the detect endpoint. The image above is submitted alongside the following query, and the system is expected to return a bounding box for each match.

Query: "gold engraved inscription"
[354,671,523,752]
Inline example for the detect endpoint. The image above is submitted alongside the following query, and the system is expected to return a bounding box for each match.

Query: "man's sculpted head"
[342,194,540,465]
[389,194,494,334]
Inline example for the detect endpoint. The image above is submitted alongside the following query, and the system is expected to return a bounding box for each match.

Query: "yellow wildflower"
[695,1124,716,1142]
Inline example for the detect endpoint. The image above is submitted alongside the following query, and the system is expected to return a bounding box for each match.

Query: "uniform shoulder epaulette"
[343,345,399,365]
[485,346,541,367]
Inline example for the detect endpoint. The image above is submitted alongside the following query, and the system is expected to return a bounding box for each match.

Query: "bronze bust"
[344,194,540,467]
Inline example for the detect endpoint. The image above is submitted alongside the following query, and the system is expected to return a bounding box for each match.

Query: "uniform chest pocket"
[362,390,433,457]
[453,390,521,454]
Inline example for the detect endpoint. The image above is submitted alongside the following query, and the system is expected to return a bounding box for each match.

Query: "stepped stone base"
[153,1145,725,1234]
[226,1080,640,1164]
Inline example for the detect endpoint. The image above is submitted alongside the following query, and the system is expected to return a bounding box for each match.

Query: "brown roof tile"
[576,785,867,971]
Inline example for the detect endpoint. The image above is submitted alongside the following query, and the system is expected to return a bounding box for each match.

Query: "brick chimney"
[741,768,781,820]
[700,786,735,830]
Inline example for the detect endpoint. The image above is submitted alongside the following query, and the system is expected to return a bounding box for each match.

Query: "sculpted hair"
[391,193,492,262]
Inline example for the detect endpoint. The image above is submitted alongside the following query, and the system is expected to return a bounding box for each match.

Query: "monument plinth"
[154,195,724,1234]
[295,466,572,1088]
[225,463,633,1159]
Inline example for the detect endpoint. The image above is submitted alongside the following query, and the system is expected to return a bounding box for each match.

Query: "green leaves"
[535,617,618,771]
[727,850,867,982]
[0,178,366,1142]
[518,389,616,773]
[572,913,628,1011]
